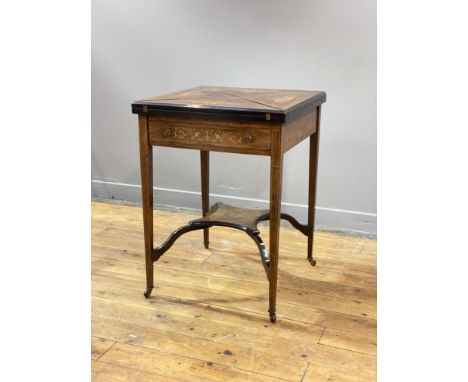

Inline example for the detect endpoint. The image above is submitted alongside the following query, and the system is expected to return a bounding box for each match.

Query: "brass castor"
[308,258,317,266]
[143,287,153,298]
[269,312,276,323]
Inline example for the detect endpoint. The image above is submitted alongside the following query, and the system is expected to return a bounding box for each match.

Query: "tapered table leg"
[307,106,321,266]
[200,150,210,249]
[268,125,283,323]
[139,115,154,298]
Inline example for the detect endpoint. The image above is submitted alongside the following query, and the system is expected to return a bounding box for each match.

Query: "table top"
[132,86,326,123]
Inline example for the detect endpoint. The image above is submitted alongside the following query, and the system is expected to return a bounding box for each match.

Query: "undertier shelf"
[189,202,269,234]
[151,202,312,272]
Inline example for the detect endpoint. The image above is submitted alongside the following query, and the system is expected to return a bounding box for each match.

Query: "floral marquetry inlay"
[141,86,322,112]
[149,118,271,154]
[171,126,252,145]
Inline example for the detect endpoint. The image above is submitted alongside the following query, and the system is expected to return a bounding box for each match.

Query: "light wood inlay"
[133,86,326,124]
[142,86,323,112]
[149,116,272,155]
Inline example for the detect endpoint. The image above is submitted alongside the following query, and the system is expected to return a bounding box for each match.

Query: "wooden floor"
[92,201,377,381]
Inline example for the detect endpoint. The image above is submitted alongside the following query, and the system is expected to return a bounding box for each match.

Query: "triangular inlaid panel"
[142,86,322,112]
[133,86,326,122]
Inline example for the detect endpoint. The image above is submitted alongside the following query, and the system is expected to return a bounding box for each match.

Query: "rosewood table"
[131,86,326,323]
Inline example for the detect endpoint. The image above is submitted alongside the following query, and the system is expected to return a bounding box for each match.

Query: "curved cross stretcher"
[145,202,316,323]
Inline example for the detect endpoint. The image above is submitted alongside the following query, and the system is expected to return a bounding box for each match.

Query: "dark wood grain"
[268,124,284,323]
[200,150,210,249]
[138,114,154,297]
[282,108,317,153]
[307,106,322,266]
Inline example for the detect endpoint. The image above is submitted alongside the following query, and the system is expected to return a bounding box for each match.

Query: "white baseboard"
[91,179,376,234]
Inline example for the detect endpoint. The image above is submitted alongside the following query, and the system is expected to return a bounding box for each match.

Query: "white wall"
[92,0,376,233]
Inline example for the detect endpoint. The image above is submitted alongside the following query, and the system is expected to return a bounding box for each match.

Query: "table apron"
[148,117,272,155]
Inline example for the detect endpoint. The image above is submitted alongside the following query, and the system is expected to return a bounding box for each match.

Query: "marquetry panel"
[142,86,322,112]
[132,86,326,124]
[148,115,272,155]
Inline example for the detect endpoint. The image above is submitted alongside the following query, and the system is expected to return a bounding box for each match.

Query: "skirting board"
[92,180,377,235]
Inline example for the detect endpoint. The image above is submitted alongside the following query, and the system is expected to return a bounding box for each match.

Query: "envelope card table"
[131,86,326,323]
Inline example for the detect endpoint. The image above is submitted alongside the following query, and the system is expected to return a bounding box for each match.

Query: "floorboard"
[91,201,376,381]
